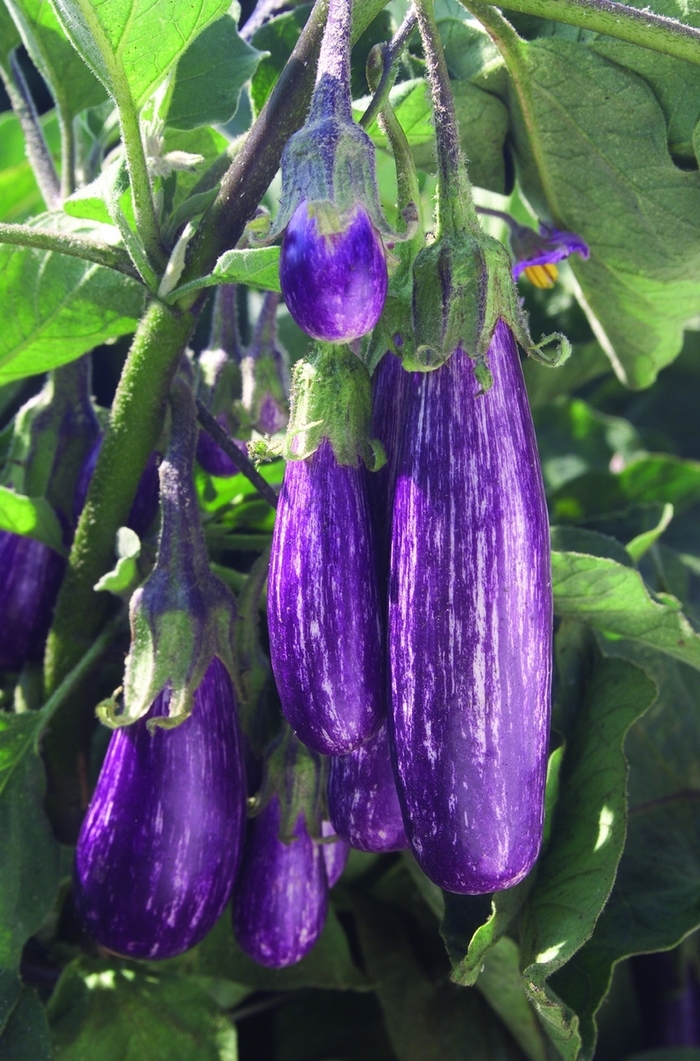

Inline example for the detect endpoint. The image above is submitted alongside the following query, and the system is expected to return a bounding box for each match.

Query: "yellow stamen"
[524,263,558,288]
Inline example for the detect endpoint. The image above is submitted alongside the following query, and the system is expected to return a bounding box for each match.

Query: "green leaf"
[0,213,145,385]
[0,711,60,994]
[0,987,52,1061]
[523,341,610,410]
[0,486,67,553]
[47,958,238,1060]
[168,247,281,302]
[626,501,674,562]
[511,40,700,387]
[250,6,311,116]
[0,2,21,53]
[551,644,700,1061]
[164,13,263,130]
[0,111,61,223]
[172,905,370,992]
[475,938,556,1061]
[49,0,232,110]
[94,526,141,598]
[4,0,107,121]
[551,549,700,669]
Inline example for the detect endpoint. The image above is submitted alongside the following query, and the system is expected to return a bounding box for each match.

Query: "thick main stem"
[310,0,352,119]
[413,0,479,237]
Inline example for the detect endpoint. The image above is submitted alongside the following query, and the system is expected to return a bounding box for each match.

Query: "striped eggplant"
[389,320,552,894]
[321,820,350,886]
[368,352,411,575]
[268,437,384,755]
[328,722,407,853]
[74,657,246,958]
[233,796,329,968]
[0,533,65,671]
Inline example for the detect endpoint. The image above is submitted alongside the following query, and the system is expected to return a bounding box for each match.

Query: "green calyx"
[283,343,386,470]
[98,377,240,731]
[252,727,327,843]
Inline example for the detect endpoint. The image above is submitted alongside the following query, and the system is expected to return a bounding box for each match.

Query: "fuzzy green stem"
[0,54,60,210]
[39,615,126,732]
[0,222,142,280]
[497,0,700,66]
[118,101,165,272]
[57,108,76,200]
[360,6,417,132]
[310,0,353,119]
[413,0,479,237]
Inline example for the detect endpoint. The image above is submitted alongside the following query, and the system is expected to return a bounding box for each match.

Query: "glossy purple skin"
[196,415,246,478]
[369,353,412,579]
[388,321,552,894]
[328,722,407,853]
[512,224,589,278]
[74,657,246,959]
[233,797,329,968]
[0,532,65,670]
[268,438,385,754]
[321,820,349,886]
[74,439,160,537]
[280,200,388,342]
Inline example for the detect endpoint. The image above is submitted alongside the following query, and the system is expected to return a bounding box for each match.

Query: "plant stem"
[57,107,76,200]
[0,222,142,280]
[40,615,126,732]
[497,0,700,67]
[360,5,417,131]
[117,100,166,272]
[0,53,61,210]
[196,401,279,509]
[413,0,479,237]
[310,0,352,119]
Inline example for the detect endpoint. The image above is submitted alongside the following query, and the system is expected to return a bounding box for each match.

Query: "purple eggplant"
[321,820,350,886]
[268,438,384,755]
[328,722,408,853]
[389,321,552,894]
[0,533,65,671]
[280,201,387,343]
[74,657,246,959]
[196,413,246,478]
[369,352,412,577]
[233,796,329,968]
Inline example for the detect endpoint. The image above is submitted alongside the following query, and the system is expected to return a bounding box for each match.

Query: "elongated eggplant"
[369,352,410,575]
[328,722,407,853]
[0,533,65,671]
[389,321,552,893]
[268,437,384,754]
[233,796,329,968]
[74,657,246,958]
[321,820,350,885]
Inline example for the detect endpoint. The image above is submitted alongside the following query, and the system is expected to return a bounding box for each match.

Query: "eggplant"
[280,202,388,343]
[0,533,65,671]
[389,321,552,893]
[268,437,384,754]
[369,352,411,574]
[74,657,246,958]
[233,796,329,968]
[328,722,408,853]
[74,439,160,536]
[321,820,350,886]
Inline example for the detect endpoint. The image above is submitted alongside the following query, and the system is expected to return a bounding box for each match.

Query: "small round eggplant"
[0,532,65,671]
[321,820,350,886]
[233,797,329,968]
[74,657,246,959]
[389,321,552,894]
[268,438,384,754]
[280,200,387,343]
[328,723,407,853]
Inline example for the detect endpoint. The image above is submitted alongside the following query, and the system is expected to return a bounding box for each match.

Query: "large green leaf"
[475,938,557,1061]
[552,643,700,1061]
[48,959,238,1060]
[0,111,61,223]
[0,987,52,1060]
[0,1,21,54]
[0,213,145,384]
[163,12,263,130]
[4,0,106,121]
[48,0,231,109]
[551,549,700,670]
[250,6,312,116]
[509,40,700,387]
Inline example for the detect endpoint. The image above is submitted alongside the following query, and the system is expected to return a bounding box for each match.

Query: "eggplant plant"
[1,0,700,1056]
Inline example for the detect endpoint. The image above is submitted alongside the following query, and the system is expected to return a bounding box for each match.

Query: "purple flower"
[510,222,589,288]
[74,657,247,959]
[280,200,388,342]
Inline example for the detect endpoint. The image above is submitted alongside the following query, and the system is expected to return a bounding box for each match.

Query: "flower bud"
[196,285,244,477]
[237,292,289,435]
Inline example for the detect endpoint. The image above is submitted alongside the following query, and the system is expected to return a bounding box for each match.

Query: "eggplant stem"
[195,400,279,509]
